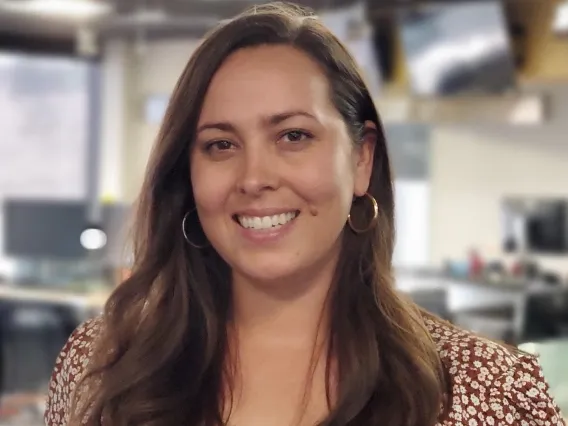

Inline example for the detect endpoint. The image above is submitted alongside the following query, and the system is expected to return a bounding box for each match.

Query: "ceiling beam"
[0,30,78,56]
[109,0,359,16]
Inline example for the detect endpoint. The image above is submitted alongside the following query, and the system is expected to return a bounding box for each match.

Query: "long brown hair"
[72,2,447,425]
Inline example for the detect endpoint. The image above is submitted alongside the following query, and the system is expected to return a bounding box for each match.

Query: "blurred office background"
[0,0,567,423]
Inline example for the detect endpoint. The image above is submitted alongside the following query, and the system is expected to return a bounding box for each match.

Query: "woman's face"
[191,45,375,285]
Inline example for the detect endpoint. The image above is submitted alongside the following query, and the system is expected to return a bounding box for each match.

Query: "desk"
[444,278,566,342]
[0,286,109,396]
[397,271,568,342]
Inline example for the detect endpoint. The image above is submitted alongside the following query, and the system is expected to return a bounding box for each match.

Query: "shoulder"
[424,315,566,425]
[44,316,102,426]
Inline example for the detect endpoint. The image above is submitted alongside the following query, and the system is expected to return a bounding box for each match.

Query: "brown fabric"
[44,315,566,426]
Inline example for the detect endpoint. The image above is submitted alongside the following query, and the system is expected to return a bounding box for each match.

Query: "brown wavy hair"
[71,2,447,425]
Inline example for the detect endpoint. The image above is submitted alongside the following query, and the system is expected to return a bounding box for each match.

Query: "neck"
[230,258,338,347]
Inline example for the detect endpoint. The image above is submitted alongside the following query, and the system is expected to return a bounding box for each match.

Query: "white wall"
[99,39,200,202]
[393,181,430,268]
[128,39,201,200]
[430,86,568,273]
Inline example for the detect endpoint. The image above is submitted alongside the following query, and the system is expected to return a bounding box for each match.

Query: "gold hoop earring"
[347,192,379,234]
[182,211,209,249]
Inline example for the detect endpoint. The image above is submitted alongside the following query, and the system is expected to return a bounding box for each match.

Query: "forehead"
[198,45,336,123]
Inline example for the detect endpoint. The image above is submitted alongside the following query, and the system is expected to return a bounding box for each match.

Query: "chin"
[231,248,326,287]
[234,258,302,286]
[229,248,337,293]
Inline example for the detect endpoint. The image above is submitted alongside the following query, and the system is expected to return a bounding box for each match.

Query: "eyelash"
[202,129,314,153]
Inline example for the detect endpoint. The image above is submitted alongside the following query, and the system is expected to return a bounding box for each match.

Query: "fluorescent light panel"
[0,0,113,19]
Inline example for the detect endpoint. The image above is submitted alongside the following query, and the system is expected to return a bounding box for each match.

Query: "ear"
[353,120,377,197]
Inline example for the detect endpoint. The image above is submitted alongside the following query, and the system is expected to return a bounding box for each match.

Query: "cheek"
[191,173,232,249]
[190,160,229,216]
[292,147,355,212]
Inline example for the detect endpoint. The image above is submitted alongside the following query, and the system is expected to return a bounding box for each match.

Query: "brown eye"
[206,140,235,152]
[281,130,312,144]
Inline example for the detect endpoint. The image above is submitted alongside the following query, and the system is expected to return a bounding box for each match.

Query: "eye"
[205,140,235,152]
[280,130,312,144]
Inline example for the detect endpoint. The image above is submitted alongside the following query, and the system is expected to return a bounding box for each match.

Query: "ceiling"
[0,0,365,40]
[1,0,523,40]
[99,0,357,38]
[110,0,345,16]
[0,0,561,64]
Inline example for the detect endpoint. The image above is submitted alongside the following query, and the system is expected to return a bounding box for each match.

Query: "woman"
[45,3,564,426]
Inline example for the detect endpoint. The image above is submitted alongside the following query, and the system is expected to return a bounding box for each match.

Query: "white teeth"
[237,211,298,230]
[253,217,262,228]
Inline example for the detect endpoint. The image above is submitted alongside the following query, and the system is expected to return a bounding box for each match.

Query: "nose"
[236,146,279,196]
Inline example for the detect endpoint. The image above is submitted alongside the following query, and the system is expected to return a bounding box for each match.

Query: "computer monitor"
[2,199,131,261]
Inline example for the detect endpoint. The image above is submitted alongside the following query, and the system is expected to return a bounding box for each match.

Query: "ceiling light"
[0,0,113,20]
[553,0,568,34]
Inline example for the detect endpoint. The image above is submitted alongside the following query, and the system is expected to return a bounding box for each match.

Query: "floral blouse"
[45,315,566,426]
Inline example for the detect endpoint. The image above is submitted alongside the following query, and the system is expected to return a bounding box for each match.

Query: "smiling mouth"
[233,211,300,230]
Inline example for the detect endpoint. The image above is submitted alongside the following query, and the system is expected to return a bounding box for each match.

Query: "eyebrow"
[196,110,318,134]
